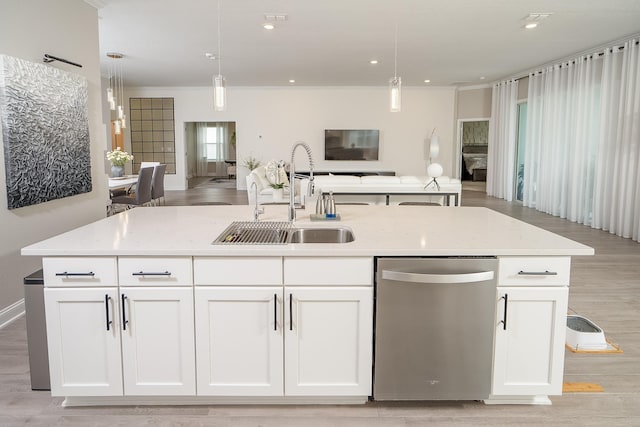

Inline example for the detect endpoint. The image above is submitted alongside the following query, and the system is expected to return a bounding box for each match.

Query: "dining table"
[108,175,138,191]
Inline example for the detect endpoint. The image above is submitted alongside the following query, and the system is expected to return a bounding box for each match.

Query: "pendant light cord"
[217,0,222,77]
[393,21,398,79]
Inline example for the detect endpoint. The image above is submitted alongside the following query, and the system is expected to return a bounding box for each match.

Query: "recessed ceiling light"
[480,76,486,80]
[289,79,295,84]
[424,79,431,83]
[370,60,378,65]
[263,23,275,30]
[205,52,217,60]
[524,22,538,29]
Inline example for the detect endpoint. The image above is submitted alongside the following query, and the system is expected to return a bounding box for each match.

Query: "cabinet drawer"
[43,257,117,287]
[194,257,282,285]
[284,257,373,286]
[118,257,193,286]
[498,257,570,286]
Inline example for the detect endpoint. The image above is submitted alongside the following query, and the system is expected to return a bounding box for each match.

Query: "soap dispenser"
[325,191,337,218]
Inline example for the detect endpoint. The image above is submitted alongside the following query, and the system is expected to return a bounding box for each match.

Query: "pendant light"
[213,0,227,111]
[107,52,126,133]
[389,22,401,112]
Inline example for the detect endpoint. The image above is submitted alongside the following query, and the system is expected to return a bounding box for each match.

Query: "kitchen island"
[22,204,593,407]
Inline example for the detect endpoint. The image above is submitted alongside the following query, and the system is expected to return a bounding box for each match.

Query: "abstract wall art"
[0,54,92,210]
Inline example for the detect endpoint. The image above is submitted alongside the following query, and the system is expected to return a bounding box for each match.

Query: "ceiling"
[95,0,640,88]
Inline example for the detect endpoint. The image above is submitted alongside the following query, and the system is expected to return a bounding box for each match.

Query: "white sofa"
[246,168,461,206]
[246,166,304,205]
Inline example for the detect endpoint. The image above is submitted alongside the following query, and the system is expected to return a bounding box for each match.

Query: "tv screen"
[324,129,379,161]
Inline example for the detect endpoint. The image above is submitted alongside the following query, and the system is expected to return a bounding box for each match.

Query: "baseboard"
[62,395,369,407]
[0,298,25,329]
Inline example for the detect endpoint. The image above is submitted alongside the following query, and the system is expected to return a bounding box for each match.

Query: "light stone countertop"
[21,205,594,257]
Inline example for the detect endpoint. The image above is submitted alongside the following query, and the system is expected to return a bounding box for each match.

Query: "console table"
[321,190,459,206]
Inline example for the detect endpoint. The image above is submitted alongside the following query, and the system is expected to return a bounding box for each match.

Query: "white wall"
[0,0,107,315]
[125,86,457,190]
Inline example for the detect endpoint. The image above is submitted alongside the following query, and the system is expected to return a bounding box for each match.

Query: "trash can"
[24,269,50,390]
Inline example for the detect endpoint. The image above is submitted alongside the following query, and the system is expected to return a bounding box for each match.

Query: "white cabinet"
[44,287,123,396]
[194,287,283,396]
[44,256,196,397]
[193,256,373,398]
[284,286,373,396]
[492,286,569,396]
[120,287,196,395]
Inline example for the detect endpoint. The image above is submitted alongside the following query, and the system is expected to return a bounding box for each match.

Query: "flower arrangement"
[242,155,261,171]
[106,147,134,166]
[265,160,288,189]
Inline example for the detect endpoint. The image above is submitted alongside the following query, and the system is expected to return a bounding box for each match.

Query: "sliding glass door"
[515,102,527,202]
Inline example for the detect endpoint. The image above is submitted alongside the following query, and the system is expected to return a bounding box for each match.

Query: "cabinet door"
[44,288,123,396]
[284,286,373,396]
[194,287,283,396]
[492,287,568,396]
[120,287,196,395]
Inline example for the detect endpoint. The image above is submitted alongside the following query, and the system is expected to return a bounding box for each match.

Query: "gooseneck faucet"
[288,142,314,222]
[250,181,264,221]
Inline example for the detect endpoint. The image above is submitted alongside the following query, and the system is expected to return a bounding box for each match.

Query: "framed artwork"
[0,54,92,209]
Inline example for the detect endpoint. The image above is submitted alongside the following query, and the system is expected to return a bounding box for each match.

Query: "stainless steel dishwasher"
[373,257,498,401]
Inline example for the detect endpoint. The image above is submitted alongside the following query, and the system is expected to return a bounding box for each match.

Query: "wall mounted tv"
[324,129,379,161]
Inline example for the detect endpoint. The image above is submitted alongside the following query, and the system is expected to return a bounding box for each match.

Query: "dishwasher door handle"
[382,270,494,284]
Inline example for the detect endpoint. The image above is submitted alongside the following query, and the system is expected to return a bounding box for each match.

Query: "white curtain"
[195,122,208,177]
[213,123,228,178]
[593,40,640,241]
[522,38,640,242]
[487,80,518,201]
[523,56,601,223]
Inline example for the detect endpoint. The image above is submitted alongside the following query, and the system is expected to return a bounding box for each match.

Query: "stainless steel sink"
[212,222,354,245]
[288,227,354,244]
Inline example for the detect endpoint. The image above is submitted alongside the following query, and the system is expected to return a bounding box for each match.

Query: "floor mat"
[565,339,623,354]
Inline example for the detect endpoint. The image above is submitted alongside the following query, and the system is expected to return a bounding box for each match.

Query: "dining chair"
[151,164,167,206]
[110,167,154,213]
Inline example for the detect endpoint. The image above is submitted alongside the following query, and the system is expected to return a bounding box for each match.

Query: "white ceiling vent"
[525,13,553,23]
[264,14,288,22]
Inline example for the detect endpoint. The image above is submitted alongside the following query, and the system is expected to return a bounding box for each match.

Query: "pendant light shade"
[213,0,227,111]
[390,77,401,112]
[213,75,226,112]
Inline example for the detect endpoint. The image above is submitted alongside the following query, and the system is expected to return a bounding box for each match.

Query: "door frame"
[455,118,490,180]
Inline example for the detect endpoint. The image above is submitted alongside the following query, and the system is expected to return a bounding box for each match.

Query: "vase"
[272,187,284,201]
[111,165,124,177]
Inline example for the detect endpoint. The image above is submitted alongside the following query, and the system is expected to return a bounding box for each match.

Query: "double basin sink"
[214,221,354,245]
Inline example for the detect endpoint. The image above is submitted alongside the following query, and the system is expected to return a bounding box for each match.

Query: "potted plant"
[265,160,287,200]
[106,147,134,177]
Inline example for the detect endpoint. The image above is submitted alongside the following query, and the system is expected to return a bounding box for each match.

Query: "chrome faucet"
[250,181,264,221]
[288,141,314,222]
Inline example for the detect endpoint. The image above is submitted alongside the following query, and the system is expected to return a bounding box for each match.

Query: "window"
[205,126,222,161]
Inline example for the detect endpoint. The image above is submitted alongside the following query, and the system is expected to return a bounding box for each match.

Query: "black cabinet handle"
[517,270,557,276]
[289,293,293,331]
[132,271,171,276]
[105,294,112,331]
[499,293,508,331]
[121,294,128,331]
[55,271,95,277]
[274,293,277,331]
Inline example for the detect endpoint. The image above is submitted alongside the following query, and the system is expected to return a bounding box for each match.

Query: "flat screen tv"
[324,129,379,161]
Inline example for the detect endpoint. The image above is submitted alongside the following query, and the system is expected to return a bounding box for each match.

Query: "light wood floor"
[2,186,639,426]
